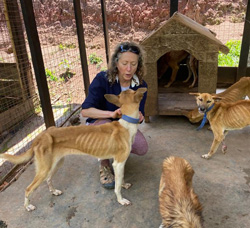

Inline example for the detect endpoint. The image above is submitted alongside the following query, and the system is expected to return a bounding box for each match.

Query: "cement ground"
[0,115,250,228]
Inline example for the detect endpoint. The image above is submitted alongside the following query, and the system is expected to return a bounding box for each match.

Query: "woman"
[81,41,148,189]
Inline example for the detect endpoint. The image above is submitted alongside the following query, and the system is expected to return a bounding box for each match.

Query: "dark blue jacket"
[82,71,148,123]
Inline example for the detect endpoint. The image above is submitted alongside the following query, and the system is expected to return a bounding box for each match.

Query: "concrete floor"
[0,115,250,228]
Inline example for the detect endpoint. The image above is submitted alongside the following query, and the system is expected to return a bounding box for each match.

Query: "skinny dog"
[0,88,147,211]
[190,92,250,159]
[185,76,250,123]
[158,50,198,88]
[159,156,203,228]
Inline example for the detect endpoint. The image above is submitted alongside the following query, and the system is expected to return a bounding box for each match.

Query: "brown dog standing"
[190,92,250,159]
[159,156,203,228]
[0,88,147,211]
[186,76,250,123]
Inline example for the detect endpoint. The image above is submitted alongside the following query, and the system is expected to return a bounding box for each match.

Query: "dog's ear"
[212,95,222,102]
[189,92,200,97]
[104,94,121,107]
[134,88,147,102]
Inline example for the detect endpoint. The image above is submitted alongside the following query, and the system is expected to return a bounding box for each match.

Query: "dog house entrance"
[157,50,198,115]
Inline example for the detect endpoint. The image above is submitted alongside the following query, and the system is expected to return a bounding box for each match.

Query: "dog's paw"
[51,189,63,196]
[122,183,132,189]
[164,84,171,88]
[118,198,131,206]
[222,145,227,154]
[26,204,36,211]
[201,154,211,159]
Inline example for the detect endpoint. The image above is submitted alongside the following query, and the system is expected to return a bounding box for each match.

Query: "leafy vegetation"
[59,43,76,50]
[89,53,103,65]
[45,68,58,81]
[218,40,241,67]
[59,59,75,81]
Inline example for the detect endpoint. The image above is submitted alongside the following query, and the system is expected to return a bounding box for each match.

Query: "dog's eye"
[198,98,203,102]
[207,100,211,103]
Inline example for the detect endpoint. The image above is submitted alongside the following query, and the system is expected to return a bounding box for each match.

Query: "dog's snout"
[199,107,205,112]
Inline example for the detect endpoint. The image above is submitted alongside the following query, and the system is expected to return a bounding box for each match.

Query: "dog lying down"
[0,88,147,211]
[185,76,250,124]
[159,156,203,228]
[190,92,250,159]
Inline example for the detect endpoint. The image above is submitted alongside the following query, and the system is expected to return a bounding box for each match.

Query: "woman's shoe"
[99,166,115,189]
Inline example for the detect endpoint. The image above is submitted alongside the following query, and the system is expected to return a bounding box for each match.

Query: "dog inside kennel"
[157,50,198,92]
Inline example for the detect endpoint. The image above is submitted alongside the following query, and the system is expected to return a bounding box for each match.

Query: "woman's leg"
[131,130,148,156]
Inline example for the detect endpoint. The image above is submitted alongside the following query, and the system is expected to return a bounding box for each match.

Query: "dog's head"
[104,88,147,114]
[190,93,222,114]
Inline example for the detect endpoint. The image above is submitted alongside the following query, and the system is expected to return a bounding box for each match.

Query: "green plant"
[89,53,103,65]
[218,40,241,67]
[59,43,76,50]
[59,59,71,70]
[45,68,58,81]
[59,59,75,82]
[101,66,107,71]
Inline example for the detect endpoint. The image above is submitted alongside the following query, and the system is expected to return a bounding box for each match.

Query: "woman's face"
[116,51,139,83]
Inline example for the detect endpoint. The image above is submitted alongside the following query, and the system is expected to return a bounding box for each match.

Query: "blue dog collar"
[196,104,214,130]
[121,115,139,124]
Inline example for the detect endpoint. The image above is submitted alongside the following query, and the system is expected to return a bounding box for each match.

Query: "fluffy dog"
[190,92,250,159]
[158,50,198,88]
[185,76,250,123]
[159,156,203,228]
[0,88,147,211]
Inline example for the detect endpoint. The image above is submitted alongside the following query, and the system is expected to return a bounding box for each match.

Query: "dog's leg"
[202,131,224,159]
[112,160,131,205]
[221,130,228,154]
[122,181,132,189]
[24,170,50,211]
[189,56,198,88]
[159,223,164,228]
[46,158,64,196]
[183,56,192,83]
[164,62,179,88]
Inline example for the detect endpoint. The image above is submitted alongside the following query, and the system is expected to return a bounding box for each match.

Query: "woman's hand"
[139,111,144,123]
[111,108,122,119]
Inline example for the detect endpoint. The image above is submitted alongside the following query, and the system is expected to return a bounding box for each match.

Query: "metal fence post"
[237,0,250,79]
[170,0,178,17]
[73,0,90,97]
[100,0,110,64]
[20,0,55,128]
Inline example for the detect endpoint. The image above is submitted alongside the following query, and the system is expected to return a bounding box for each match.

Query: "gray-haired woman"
[81,41,148,189]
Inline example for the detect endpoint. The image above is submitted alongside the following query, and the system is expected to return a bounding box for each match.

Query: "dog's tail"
[0,148,34,164]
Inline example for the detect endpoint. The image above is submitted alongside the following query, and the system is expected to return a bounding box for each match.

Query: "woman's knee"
[131,130,148,156]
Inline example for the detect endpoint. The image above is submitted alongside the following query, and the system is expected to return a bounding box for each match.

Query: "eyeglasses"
[119,44,140,55]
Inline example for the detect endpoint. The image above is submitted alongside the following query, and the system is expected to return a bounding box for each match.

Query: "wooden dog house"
[141,12,229,121]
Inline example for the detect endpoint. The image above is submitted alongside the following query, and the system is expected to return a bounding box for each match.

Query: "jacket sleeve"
[81,72,106,110]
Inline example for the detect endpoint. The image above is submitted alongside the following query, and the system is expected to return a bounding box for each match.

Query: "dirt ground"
[0,115,250,228]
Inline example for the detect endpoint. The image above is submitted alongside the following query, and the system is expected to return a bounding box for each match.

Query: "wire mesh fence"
[0,0,107,188]
[0,0,249,189]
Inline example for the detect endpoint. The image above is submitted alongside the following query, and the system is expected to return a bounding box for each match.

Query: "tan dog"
[158,50,198,88]
[0,88,147,211]
[190,92,250,159]
[159,156,203,228]
[186,76,250,123]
